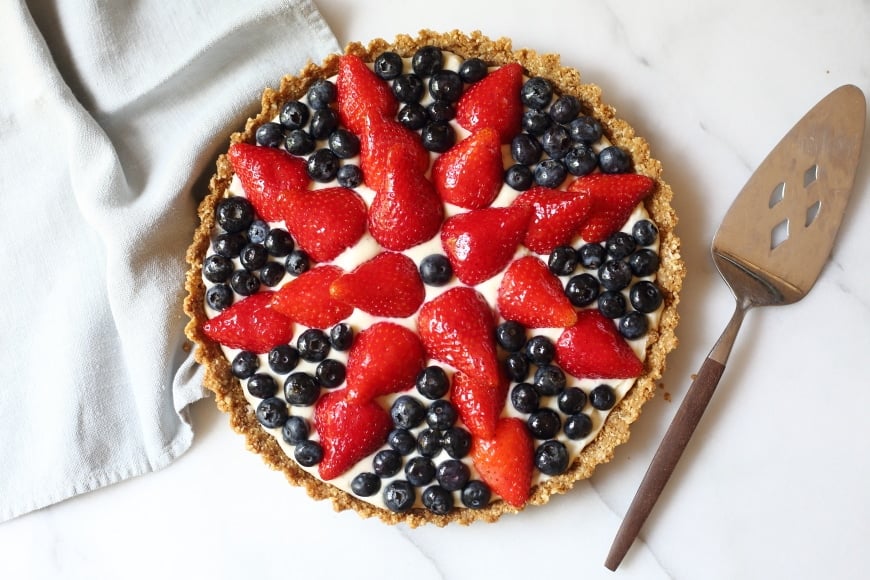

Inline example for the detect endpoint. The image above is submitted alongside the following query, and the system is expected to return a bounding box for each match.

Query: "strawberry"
[270,265,353,329]
[314,390,392,480]
[201,291,293,354]
[566,173,656,243]
[282,187,367,262]
[227,143,310,221]
[368,146,443,251]
[469,417,534,508]
[555,309,644,379]
[511,185,593,254]
[431,127,504,209]
[335,54,398,135]
[451,371,508,440]
[497,256,578,328]
[440,205,532,286]
[455,62,524,143]
[329,252,425,318]
[359,118,429,190]
[417,287,500,390]
[344,322,426,403]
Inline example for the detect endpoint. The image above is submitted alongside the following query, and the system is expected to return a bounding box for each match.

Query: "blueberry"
[619,311,649,340]
[412,45,442,76]
[308,108,339,140]
[405,456,436,487]
[522,109,551,136]
[428,70,463,102]
[203,255,233,283]
[534,159,568,188]
[458,57,488,83]
[426,100,455,122]
[246,219,269,244]
[504,352,530,382]
[549,95,581,124]
[461,480,492,509]
[239,243,268,271]
[247,373,277,398]
[285,250,310,276]
[564,143,598,176]
[568,115,603,143]
[398,102,429,130]
[205,284,233,310]
[230,270,260,296]
[306,79,336,110]
[436,459,470,492]
[630,281,663,313]
[598,290,627,319]
[426,399,457,430]
[417,428,443,457]
[388,428,417,455]
[598,259,633,291]
[231,350,259,379]
[632,219,659,246]
[598,146,632,173]
[496,321,526,352]
[521,77,553,110]
[525,335,555,365]
[336,164,363,188]
[297,328,330,362]
[535,440,569,475]
[511,133,543,165]
[441,427,471,459]
[577,243,606,269]
[216,197,255,233]
[284,372,320,406]
[259,262,285,287]
[282,415,309,445]
[391,395,426,429]
[255,122,285,148]
[421,121,455,152]
[534,365,566,396]
[605,232,637,259]
[528,408,562,439]
[280,101,310,130]
[285,129,315,156]
[329,323,354,351]
[590,384,616,410]
[419,254,453,286]
[415,366,450,400]
[383,480,416,513]
[628,249,660,277]
[564,413,593,440]
[540,124,572,159]
[505,164,534,191]
[511,383,540,414]
[557,387,587,414]
[315,359,346,388]
[564,272,600,307]
[372,449,403,478]
[213,232,246,258]
[422,485,454,515]
[548,246,578,276]
[263,229,294,256]
[374,51,403,80]
[294,440,323,467]
[307,148,340,182]
[327,128,360,159]
[351,472,381,497]
[255,397,288,429]
[393,73,425,103]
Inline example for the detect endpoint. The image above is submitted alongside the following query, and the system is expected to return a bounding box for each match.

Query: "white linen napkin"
[0,0,339,523]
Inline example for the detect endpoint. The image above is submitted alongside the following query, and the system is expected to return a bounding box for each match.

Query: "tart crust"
[183,29,684,526]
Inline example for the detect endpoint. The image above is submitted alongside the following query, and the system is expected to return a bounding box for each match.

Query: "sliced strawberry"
[330,252,425,318]
[417,287,500,390]
[314,390,392,480]
[455,62,524,143]
[555,309,644,379]
[270,265,353,329]
[344,322,426,403]
[432,127,504,209]
[511,185,593,254]
[201,291,293,354]
[227,143,309,221]
[282,187,367,263]
[359,118,430,190]
[470,417,534,508]
[567,173,656,243]
[369,146,443,251]
[336,54,398,135]
[452,371,508,440]
[440,205,532,286]
[497,256,578,328]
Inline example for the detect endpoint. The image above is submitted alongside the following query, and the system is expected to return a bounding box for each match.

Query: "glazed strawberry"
[369,146,443,251]
[555,309,644,379]
[359,118,430,190]
[314,390,392,480]
[431,127,504,209]
[344,322,426,403]
[330,252,425,318]
[469,417,534,508]
[567,173,655,243]
[282,187,367,262]
[455,62,524,143]
[270,265,353,329]
[452,371,508,440]
[497,256,578,328]
[227,143,310,221]
[417,287,500,390]
[201,291,294,354]
[336,54,398,135]
[440,205,532,286]
[511,185,593,254]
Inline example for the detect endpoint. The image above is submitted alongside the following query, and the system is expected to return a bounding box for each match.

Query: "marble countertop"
[4,1,869,578]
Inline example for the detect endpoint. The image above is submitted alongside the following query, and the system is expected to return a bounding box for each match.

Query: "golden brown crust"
[183,29,684,526]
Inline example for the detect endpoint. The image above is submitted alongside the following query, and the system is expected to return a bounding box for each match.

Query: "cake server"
[605,84,866,571]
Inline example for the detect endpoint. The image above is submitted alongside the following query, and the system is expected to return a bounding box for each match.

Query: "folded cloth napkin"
[0,0,339,523]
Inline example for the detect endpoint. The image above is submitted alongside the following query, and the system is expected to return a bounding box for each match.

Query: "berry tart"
[184,30,684,526]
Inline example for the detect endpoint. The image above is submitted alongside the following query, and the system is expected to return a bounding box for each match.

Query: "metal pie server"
[605,84,867,571]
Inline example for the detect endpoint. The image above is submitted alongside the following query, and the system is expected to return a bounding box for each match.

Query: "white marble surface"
[3,1,869,578]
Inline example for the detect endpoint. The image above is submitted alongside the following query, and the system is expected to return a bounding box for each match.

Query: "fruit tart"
[184,29,684,526]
